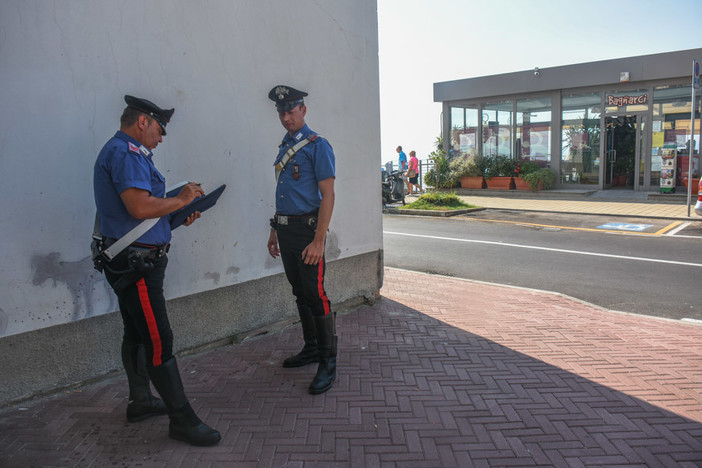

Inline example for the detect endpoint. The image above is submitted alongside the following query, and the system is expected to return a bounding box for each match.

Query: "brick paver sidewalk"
[1,268,701,467]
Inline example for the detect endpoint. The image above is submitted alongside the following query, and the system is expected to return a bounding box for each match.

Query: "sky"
[377,0,702,165]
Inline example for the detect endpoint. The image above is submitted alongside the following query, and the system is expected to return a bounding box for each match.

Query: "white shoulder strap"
[274,135,323,182]
[93,181,185,260]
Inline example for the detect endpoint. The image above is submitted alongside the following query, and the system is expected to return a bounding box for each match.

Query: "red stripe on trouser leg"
[316,260,331,316]
[136,278,163,366]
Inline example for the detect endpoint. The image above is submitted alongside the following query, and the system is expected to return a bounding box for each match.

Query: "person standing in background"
[405,150,422,195]
[396,145,407,172]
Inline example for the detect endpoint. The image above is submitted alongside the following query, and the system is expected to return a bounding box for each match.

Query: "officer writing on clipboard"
[267,85,338,395]
[93,95,220,446]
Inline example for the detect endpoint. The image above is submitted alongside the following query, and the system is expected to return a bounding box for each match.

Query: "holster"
[91,238,158,275]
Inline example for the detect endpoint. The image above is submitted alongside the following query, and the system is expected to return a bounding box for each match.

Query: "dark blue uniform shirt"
[274,124,335,215]
[94,131,172,245]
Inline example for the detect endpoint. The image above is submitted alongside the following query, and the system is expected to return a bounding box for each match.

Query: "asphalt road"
[382,211,702,322]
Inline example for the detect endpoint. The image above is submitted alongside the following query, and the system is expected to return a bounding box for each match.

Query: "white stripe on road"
[664,222,691,236]
[383,231,702,268]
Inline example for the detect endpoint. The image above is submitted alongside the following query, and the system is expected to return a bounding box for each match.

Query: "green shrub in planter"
[485,155,519,178]
[521,167,556,190]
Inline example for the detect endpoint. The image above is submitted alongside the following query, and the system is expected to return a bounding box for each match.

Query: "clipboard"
[169,184,226,229]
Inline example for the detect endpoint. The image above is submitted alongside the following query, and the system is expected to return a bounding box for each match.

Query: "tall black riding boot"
[147,357,221,446]
[309,314,337,395]
[283,303,319,368]
[122,343,168,422]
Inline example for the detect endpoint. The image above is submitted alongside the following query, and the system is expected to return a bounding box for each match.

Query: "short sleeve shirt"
[409,156,418,172]
[93,131,172,245]
[274,124,335,215]
[398,151,407,171]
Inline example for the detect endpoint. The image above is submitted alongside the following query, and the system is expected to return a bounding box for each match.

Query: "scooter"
[382,168,406,206]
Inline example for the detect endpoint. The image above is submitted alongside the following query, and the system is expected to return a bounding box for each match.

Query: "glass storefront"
[652,85,700,188]
[517,97,551,164]
[561,93,601,185]
[446,83,700,190]
[482,100,513,158]
[449,106,479,158]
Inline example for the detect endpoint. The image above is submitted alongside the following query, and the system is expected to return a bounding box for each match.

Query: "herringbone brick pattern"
[1,267,701,467]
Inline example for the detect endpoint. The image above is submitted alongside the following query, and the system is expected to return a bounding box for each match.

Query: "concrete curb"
[383,207,486,217]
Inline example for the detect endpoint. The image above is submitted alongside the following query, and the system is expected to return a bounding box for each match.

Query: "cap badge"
[275,86,290,100]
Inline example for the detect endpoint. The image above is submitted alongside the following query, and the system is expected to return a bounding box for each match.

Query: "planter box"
[684,178,700,194]
[460,176,485,189]
[514,177,542,191]
[485,176,514,190]
[612,175,627,186]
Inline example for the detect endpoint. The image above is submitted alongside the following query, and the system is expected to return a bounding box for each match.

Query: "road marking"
[455,217,662,236]
[597,222,652,232]
[383,231,702,268]
[660,221,687,236]
[450,216,701,238]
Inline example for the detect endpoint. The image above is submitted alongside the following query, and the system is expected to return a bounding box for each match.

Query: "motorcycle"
[382,167,406,206]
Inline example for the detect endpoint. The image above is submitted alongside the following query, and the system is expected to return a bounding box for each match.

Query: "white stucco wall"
[0,0,382,338]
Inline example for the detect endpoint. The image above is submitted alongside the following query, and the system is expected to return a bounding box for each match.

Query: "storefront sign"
[606,94,648,107]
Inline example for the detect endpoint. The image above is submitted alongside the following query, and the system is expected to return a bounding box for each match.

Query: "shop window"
[449,106,479,158]
[482,100,513,158]
[561,93,601,185]
[652,85,700,187]
[516,97,551,164]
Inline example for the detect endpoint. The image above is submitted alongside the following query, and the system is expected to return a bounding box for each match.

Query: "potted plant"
[424,144,458,189]
[514,160,542,190]
[521,167,557,191]
[457,155,487,189]
[612,150,634,186]
[485,155,517,189]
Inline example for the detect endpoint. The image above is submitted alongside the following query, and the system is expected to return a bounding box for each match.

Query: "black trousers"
[276,222,332,318]
[104,254,174,368]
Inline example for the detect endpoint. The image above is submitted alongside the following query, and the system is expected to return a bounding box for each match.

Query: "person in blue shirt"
[93,95,220,446]
[266,85,337,395]
[396,145,407,172]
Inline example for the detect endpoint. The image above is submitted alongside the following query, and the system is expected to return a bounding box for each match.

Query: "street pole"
[688,60,700,217]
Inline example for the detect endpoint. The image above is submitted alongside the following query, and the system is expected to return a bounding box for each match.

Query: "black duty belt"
[105,238,170,258]
[272,212,318,227]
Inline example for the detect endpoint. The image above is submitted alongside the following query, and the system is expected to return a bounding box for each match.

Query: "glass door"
[604,115,645,190]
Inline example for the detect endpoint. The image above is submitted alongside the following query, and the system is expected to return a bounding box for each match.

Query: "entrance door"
[604,115,645,190]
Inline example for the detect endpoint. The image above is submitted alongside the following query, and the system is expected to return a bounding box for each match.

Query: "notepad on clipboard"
[169,184,226,229]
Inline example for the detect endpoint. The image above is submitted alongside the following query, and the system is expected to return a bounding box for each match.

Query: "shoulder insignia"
[128,142,140,154]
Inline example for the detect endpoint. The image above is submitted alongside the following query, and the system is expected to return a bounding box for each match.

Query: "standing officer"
[266,85,337,395]
[93,95,220,446]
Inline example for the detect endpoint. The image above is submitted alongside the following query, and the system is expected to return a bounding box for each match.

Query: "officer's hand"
[301,239,324,265]
[178,183,205,204]
[267,230,280,258]
[183,211,201,226]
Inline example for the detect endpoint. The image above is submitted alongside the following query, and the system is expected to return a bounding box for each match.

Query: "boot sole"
[127,410,168,423]
[169,430,222,446]
[282,357,319,368]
